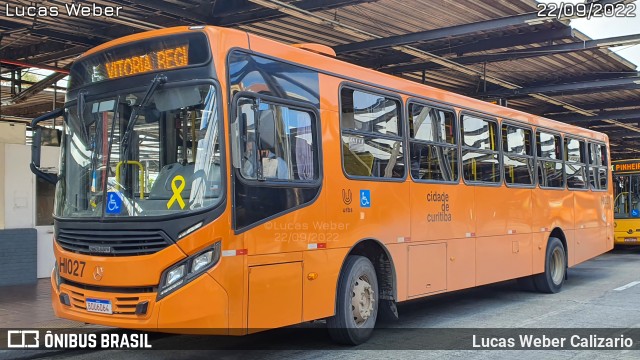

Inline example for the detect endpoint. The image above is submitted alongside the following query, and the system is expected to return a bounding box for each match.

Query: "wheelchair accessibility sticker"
[360,190,371,208]
[632,209,639,217]
[106,192,122,214]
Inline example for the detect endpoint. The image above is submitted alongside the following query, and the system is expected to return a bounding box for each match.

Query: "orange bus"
[30,26,613,345]
[612,159,640,245]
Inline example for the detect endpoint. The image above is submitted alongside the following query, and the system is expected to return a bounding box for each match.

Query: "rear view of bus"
[613,160,640,245]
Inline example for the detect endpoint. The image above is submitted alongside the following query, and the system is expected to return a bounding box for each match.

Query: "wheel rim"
[550,247,565,285]
[351,274,375,326]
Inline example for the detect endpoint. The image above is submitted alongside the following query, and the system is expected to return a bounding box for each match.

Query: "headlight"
[158,242,221,300]
[191,251,213,273]
[166,265,186,286]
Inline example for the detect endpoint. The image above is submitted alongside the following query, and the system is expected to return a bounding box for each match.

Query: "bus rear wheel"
[533,237,566,293]
[327,255,379,345]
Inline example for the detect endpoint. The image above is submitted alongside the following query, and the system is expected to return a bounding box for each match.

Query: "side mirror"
[31,108,64,184]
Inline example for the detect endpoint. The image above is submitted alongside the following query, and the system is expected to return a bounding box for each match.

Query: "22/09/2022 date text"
[537,2,635,20]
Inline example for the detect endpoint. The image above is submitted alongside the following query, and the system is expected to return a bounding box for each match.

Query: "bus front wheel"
[534,237,566,293]
[327,255,379,345]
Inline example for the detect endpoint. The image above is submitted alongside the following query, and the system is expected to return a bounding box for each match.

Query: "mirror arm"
[31,108,64,184]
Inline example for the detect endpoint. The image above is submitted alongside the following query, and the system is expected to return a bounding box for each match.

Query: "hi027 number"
[59,257,86,277]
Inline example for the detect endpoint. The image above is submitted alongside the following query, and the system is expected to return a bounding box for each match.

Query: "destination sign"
[103,44,188,79]
[612,160,640,173]
[68,32,209,89]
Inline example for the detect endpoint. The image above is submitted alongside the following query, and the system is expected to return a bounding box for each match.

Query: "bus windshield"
[55,84,222,218]
[614,174,640,219]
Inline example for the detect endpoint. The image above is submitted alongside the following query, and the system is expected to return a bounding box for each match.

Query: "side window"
[408,103,458,182]
[340,88,404,179]
[460,114,500,183]
[237,97,318,182]
[589,142,609,190]
[565,137,588,189]
[502,124,534,186]
[233,95,321,230]
[536,131,564,188]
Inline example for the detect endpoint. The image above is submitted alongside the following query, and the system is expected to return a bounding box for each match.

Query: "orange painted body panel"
[52,269,229,333]
[573,191,609,264]
[54,241,185,287]
[248,262,303,330]
[51,26,614,334]
[410,182,475,241]
[407,244,447,297]
[532,190,575,264]
[446,238,476,291]
[476,234,533,286]
[302,247,349,321]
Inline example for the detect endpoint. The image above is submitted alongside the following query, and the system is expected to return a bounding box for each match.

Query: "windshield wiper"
[122,74,167,154]
[120,74,166,203]
[77,90,90,143]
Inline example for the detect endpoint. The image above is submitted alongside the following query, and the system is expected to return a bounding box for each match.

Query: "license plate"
[86,298,112,314]
[624,238,638,242]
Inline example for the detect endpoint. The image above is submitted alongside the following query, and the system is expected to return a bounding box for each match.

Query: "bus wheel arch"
[327,239,397,344]
[345,238,397,302]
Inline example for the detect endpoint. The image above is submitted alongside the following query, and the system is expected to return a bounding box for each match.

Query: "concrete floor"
[2,246,639,360]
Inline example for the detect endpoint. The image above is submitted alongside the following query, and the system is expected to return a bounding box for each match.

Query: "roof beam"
[127,0,375,26]
[28,46,87,64]
[0,59,69,74]
[333,0,618,53]
[540,99,640,116]
[431,27,574,56]
[1,102,64,117]
[333,12,552,53]
[553,109,640,124]
[213,0,376,26]
[0,18,139,48]
[249,0,599,118]
[355,27,574,69]
[480,76,640,98]
[0,42,76,61]
[126,0,209,23]
[0,19,100,46]
[2,71,67,106]
[386,33,640,73]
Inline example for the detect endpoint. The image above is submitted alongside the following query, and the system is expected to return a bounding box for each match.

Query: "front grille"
[61,277,155,294]
[56,228,172,256]
[69,290,141,316]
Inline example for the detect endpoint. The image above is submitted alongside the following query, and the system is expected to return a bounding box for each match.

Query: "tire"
[327,255,379,345]
[533,237,566,293]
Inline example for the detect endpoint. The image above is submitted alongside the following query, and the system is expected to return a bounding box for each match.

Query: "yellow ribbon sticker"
[167,175,186,209]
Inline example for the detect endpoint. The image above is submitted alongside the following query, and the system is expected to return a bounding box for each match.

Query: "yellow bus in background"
[30,26,614,345]
[613,159,640,245]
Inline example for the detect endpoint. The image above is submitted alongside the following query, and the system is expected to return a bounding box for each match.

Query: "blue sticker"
[360,190,371,208]
[106,192,122,214]
[632,209,639,218]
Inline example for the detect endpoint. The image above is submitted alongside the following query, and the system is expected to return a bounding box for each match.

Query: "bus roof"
[76,25,607,144]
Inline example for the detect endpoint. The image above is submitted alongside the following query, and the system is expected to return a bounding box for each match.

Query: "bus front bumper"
[51,269,229,334]
[614,232,640,245]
